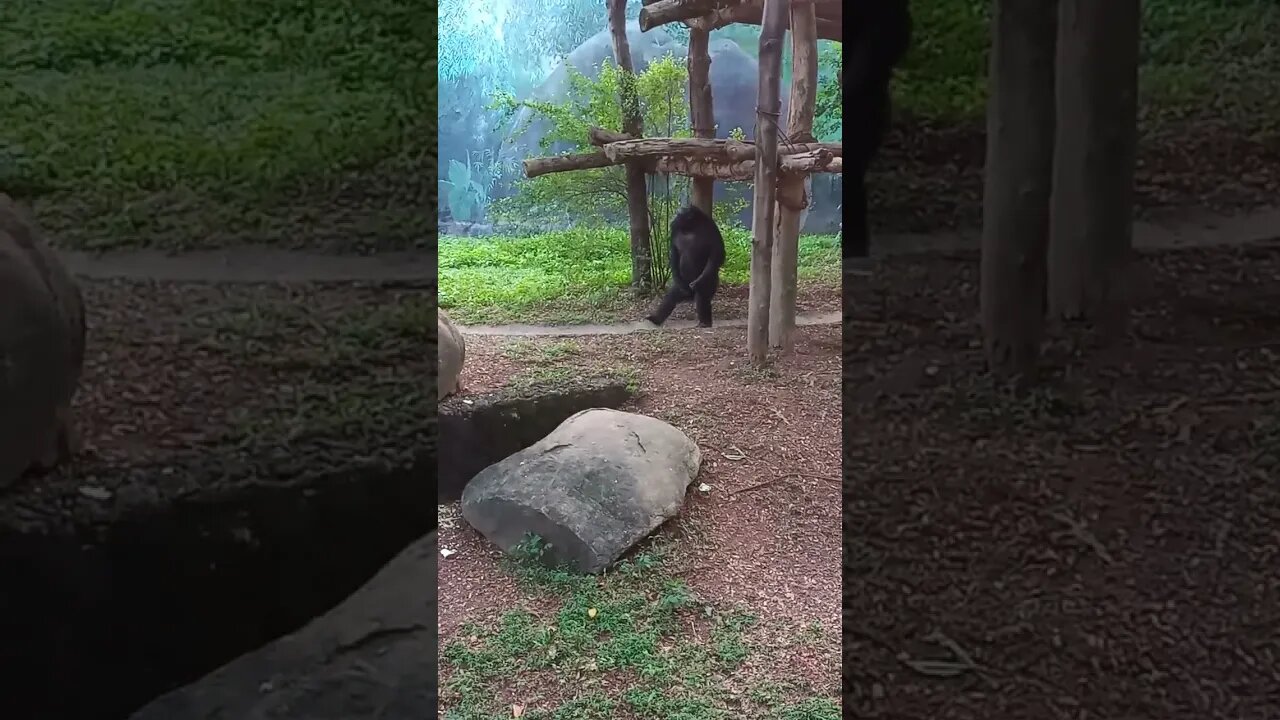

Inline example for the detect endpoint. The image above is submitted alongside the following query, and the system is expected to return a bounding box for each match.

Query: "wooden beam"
[601,137,840,162]
[981,0,1058,377]
[686,1,842,41]
[639,0,728,32]
[525,138,839,179]
[608,0,654,290]
[769,0,817,351]
[688,26,716,213]
[747,0,787,366]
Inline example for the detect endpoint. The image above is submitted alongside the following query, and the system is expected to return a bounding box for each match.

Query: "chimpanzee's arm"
[690,238,725,290]
[670,242,691,291]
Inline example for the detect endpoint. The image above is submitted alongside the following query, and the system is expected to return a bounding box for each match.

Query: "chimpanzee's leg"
[693,275,718,327]
[646,284,692,326]
[843,172,870,259]
[694,290,713,327]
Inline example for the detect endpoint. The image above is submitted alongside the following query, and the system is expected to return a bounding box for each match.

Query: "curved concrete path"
[457,310,842,337]
[59,246,436,283]
[53,206,1278,284]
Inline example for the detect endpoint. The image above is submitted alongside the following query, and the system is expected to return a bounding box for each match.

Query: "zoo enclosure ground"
[438,325,842,719]
[844,239,1280,719]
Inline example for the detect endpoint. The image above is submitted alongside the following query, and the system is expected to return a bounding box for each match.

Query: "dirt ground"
[438,320,844,710]
[843,240,1280,719]
[0,279,432,524]
[870,118,1280,235]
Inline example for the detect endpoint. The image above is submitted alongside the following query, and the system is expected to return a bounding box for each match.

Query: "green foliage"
[896,0,1280,123]
[440,152,500,222]
[440,544,835,719]
[492,54,691,226]
[814,42,842,141]
[438,227,839,324]
[0,0,434,250]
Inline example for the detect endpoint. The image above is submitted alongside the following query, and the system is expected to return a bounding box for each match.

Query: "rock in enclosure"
[0,193,86,488]
[438,309,465,398]
[461,408,700,573]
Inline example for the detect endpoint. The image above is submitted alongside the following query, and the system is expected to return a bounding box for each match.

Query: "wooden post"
[980,0,1058,377]
[1048,0,1140,339]
[607,0,653,290]
[769,0,817,351]
[687,28,716,214]
[747,0,788,365]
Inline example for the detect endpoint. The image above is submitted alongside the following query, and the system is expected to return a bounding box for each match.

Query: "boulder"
[440,376,634,504]
[438,309,465,398]
[461,408,700,573]
[129,531,439,720]
[438,376,634,503]
[0,193,86,487]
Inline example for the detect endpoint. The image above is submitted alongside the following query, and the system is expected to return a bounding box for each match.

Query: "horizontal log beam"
[686,1,842,41]
[656,149,841,181]
[601,136,842,162]
[524,137,842,179]
[588,127,634,146]
[639,0,736,32]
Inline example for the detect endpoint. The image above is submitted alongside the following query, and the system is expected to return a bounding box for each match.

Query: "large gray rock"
[438,309,465,398]
[438,376,634,503]
[461,408,700,573]
[0,193,86,487]
[129,532,439,720]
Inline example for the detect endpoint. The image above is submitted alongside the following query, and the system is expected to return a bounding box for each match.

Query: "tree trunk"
[687,28,716,214]
[747,0,788,365]
[1048,0,1141,339]
[980,0,1058,377]
[769,0,817,351]
[607,0,653,290]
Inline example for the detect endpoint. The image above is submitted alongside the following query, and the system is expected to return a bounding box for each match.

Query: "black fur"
[646,205,726,328]
[843,0,912,259]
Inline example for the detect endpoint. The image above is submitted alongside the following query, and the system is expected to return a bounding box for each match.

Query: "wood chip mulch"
[844,241,1280,718]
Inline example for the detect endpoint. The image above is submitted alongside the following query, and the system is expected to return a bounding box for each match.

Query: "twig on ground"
[1049,510,1115,565]
[898,630,994,686]
[726,472,839,497]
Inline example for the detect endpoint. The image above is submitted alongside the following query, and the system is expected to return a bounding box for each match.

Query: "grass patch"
[899,0,1280,126]
[440,538,835,720]
[439,227,840,325]
[0,0,433,251]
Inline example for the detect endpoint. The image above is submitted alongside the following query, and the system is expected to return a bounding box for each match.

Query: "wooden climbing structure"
[522,0,843,364]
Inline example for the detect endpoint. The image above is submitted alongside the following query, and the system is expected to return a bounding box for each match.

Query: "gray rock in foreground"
[0,193,86,487]
[438,377,634,504]
[129,532,438,720]
[461,408,700,573]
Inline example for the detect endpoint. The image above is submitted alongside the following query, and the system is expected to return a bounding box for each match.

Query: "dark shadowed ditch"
[0,444,433,720]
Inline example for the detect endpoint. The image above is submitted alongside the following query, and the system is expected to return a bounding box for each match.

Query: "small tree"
[491,55,690,228]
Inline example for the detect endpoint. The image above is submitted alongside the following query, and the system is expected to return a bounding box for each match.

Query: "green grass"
[440,539,836,720]
[439,227,841,325]
[0,0,434,251]
[899,0,1280,126]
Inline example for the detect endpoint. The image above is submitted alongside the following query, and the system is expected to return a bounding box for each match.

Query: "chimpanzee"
[645,205,726,328]
[844,0,913,259]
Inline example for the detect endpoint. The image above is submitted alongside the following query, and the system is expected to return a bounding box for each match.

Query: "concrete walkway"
[456,310,842,337]
[59,247,436,283]
[56,206,1279,283]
